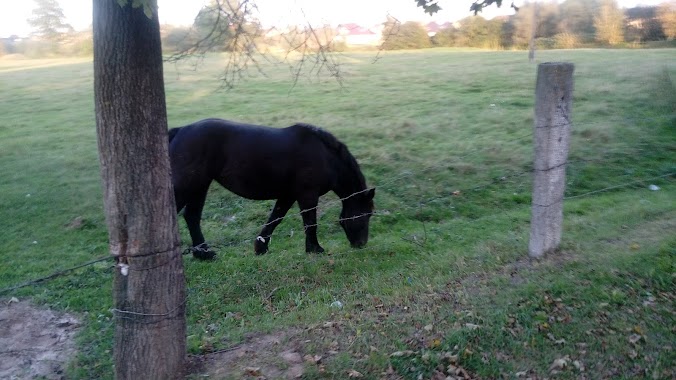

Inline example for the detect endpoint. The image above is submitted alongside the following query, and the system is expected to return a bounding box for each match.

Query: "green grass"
[0,48,674,379]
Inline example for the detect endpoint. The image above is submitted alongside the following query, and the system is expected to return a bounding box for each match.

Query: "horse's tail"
[168,127,182,144]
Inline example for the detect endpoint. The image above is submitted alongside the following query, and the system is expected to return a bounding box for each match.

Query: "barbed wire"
[564,172,675,200]
[0,256,111,296]
[111,298,188,325]
[1,165,671,328]
[1,112,672,302]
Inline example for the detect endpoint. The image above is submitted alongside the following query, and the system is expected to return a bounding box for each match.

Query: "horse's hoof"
[306,245,325,254]
[193,250,217,260]
[254,236,269,255]
[190,243,217,260]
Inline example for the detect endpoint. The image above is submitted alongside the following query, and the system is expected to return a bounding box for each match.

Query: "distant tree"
[625,6,666,42]
[454,16,505,49]
[559,0,599,42]
[192,0,235,51]
[657,1,676,39]
[431,25,458,47]
[512,1,560,48]
[594,0,624,45]
[381,20,431,50]
[500,18,516,47]
[162,25,196,53]
[27,0,73,42]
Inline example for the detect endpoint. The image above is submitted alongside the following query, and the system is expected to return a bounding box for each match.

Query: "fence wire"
[1,114,673,324]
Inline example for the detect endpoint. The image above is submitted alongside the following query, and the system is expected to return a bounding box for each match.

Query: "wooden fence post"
[529,62,574,258]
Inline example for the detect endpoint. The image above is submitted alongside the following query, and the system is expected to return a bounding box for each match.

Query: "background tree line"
[408,0,676,50]
[2,0,676,58]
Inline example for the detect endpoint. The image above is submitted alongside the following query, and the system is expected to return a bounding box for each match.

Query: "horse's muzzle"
[351,240,367,249]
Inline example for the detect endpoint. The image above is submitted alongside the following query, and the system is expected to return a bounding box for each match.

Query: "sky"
[0,0,670,38]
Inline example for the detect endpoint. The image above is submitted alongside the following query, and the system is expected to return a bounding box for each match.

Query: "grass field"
[0,48,674,379]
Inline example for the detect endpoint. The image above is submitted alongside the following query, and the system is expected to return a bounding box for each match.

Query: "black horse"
[168,118,375,260]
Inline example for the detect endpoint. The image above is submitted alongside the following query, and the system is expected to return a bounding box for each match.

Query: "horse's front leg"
[255,198,294,255]
[298,196,324,253]
[182,186,216,260]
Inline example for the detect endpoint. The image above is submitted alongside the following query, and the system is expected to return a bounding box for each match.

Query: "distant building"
[334,23,383,46]
[0,35,21,55]
[425,21,453,37]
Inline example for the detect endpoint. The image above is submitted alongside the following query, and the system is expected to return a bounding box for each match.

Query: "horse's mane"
[293,123,366,189]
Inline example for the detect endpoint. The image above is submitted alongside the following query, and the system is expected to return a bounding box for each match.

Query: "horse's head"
[340,188,375,248]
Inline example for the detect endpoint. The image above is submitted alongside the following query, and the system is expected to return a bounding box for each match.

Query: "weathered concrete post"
[529,62,574,258]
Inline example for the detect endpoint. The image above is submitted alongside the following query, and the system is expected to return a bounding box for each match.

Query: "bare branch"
[373,14,401,64]
[164,0,345,91]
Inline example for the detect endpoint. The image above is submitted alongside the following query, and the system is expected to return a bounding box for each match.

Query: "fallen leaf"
[390,350,415,357]
[441,353,458,363]
[573,360,585,372]
[629,334,643,345]
[67,216,85,229]
[457,366,471,379]
[304,354,322,364]
[347,369,363,378]
[424,324,434,331]
[244,367,261,376]
[549,356,570,372]
[464,323,480,330]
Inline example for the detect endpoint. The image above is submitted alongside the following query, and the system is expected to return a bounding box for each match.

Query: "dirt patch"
[0,299,80,380]
[187,330,310,379]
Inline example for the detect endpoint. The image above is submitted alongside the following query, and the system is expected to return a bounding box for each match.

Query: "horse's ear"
[367,188,376,200]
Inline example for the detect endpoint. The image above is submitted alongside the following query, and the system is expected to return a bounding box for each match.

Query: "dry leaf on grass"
[244,367,261,376]
[348,369,363,378]
[549,356,570,373]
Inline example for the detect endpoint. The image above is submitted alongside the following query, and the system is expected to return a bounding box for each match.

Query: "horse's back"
[169,119,333,200]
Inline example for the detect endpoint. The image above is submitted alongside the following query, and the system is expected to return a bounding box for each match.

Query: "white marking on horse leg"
[257,236,266,243]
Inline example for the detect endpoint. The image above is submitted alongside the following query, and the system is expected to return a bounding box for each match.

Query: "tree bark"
[93,1,186,378]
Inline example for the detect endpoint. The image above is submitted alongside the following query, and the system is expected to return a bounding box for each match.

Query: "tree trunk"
[93,1,186,378]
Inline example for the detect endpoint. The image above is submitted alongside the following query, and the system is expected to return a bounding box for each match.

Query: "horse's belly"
[217,170,289,201]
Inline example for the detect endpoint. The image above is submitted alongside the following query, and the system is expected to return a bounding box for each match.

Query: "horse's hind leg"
[297,195,324,253]
[184,186,216,260]
[255,198,294,255]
